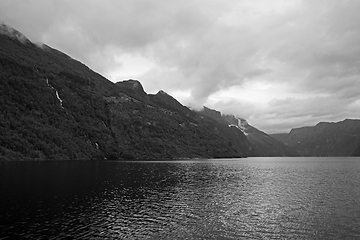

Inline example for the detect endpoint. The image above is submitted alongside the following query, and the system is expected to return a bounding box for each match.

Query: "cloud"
[1,0,360,133]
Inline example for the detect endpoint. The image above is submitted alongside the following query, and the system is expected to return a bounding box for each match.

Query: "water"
[1,157,360,239]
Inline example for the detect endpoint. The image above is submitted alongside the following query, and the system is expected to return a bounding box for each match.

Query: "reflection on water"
[1,158,360,239]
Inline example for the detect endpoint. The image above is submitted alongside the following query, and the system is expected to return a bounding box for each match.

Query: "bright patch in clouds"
[239,0,301,13]
[208,81,279,105]
[2,0,360,133]
[107,53,156,82]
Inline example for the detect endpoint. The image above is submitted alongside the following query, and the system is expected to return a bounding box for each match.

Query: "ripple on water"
[1,159,360,239]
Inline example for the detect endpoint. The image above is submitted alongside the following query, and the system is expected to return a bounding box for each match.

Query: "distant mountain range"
[271,119,360,156]
[0,24,359,160]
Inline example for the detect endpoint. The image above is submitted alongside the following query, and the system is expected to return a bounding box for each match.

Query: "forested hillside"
[0,25,256,160]
[271,119,360,156]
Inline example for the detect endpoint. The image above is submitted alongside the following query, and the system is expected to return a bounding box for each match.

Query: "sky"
[1,0,360,133]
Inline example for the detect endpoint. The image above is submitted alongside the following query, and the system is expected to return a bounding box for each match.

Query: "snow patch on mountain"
[227,115,249,135]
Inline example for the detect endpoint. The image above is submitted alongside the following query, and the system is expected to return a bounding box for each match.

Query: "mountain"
[199,107,299,157]
[271,119,360,156]
[0,24,261,160]
[352,145,360,156]
[0,23,31,44]
[115,79,150,103]
[148,90,198,119]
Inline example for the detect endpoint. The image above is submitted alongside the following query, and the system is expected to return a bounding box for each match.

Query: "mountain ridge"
[271,119,360,156]
[1,23,357,160]
[0,24,257,160]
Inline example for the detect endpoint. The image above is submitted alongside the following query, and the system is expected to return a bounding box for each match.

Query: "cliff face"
[271,119,360,156]
[0,24,256,160]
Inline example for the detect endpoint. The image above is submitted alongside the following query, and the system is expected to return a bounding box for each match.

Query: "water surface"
[1,157,360,239]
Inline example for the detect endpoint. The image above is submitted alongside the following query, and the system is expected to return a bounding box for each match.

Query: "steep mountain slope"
[222,115,299,157]
[271,119,360,156]
[148,90,198,120]
[115,79,151,103]
[352,145,360,156]
[199,107,299,157]
[0,24,253,160]
[0,25,118,160]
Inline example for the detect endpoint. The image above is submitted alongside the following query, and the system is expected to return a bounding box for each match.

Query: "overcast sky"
[2,0,360,133]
